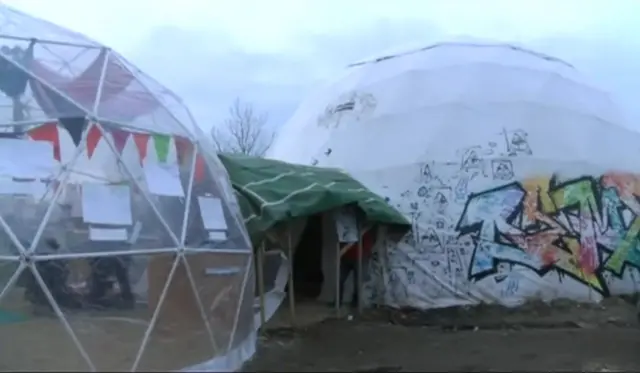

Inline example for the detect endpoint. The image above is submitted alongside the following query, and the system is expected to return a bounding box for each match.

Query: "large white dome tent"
[0,5,256,372]
[268,41,640,309]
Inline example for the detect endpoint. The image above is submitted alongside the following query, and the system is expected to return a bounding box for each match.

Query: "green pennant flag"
[153,134,170,163]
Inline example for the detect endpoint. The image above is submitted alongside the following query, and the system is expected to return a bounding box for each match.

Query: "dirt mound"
[359,297,639,330]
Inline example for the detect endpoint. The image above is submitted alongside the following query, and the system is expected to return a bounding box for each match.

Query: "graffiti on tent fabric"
[455,173,640,295]
[317,91,378,129]
[502,128,532,157]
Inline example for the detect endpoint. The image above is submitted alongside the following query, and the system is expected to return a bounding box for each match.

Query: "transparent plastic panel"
[183,146,251,252]
[226,255,255,352]
[137,253,226,370]
[0,180,59,256]
[182,252,251,352]
[25,41,103,116]
[195,131,252,250]
[0,7,199,138]
[96,54,192,138]
[52,254,169,371]
[0,262,93,371]
[0,118,253,370]
[0,129,62,256]
[0,37,101,126]
[0,253,254,371]
[0,6,100,48]
[33,123,185,256]
[126,57,199,137]
[0,6,254,370]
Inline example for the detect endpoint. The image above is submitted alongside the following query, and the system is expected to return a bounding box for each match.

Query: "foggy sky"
[5,0,640,132]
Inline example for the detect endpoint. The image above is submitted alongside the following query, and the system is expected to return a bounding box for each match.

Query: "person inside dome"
[23,238,83,312]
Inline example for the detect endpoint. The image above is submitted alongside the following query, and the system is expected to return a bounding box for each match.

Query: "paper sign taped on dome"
[89,227,128,241]
[335,208,359,243]
[144,162,185,197]
[207,230,227,241]
[204,266,240,276]
[0,179,46,198]
[0,139,55,179]
[197,196,227,231]
[81,183,133,226]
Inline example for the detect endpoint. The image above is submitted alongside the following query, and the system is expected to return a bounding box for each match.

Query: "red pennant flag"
[111,128,130,155]
[174,137,205,182]
[132,133,150,164]
[194,154,206,182]
[86,124,102,159]
[174,136,192,164]
[28,122,61,161]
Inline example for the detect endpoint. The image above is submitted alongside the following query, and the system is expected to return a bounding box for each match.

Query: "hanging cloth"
[0,40,34,99]
[29,49,159,121]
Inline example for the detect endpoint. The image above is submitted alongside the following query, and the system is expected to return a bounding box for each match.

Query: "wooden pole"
[287,228,296,327]
[256,241,266,328]
[356,223,364,314]
[339,227,370,256]
[335,241,341,318]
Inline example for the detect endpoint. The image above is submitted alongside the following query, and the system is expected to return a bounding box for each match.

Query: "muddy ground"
[244,298,640,372]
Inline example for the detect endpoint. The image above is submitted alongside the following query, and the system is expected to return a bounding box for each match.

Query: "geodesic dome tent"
[0,5,255,372]
[268,41,640,310]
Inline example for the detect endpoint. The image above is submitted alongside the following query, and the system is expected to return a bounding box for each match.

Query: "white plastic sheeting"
[254,250,290,328]
[268,42,640,309]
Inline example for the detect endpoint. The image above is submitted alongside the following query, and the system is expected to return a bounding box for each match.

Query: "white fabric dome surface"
[269,41,640,309]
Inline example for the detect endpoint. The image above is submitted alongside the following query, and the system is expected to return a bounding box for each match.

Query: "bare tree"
[211,98,275,156]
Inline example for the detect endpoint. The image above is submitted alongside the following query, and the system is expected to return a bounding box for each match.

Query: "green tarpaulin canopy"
[217,153,411,245]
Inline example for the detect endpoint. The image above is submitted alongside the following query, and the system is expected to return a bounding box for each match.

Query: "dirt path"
[245,298,640,372]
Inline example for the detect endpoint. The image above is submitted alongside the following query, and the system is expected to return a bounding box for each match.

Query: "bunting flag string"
[25,122,208,183]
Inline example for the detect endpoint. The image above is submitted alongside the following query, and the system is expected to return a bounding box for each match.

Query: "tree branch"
[211,97,274,156]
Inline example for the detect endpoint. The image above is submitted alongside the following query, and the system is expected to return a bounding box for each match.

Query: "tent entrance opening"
[290,214,323,300]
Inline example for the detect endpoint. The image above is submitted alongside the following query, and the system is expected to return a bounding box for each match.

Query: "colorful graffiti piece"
[455,173,640,295]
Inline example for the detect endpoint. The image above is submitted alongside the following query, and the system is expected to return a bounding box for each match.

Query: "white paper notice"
[335,208,359,243]
[144,162,185,197]
[0,139,55,179]
[208,230,227,241]
[89,227,128,241]
[29,181,47,200]
[198,196,227,230]
[0,179,22,195]
[82,183,133,226]
[204,266,240,276]
[0,179,46,198]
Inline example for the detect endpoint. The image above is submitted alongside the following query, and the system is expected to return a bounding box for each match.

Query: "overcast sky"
[4,0,640,133]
